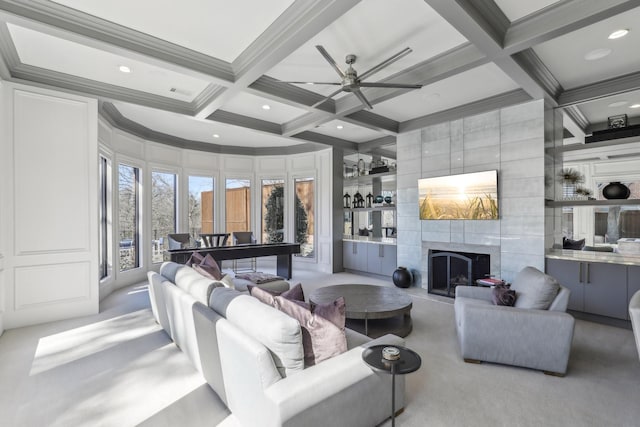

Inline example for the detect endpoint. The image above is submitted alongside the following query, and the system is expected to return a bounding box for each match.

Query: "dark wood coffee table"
[309,284,413,338]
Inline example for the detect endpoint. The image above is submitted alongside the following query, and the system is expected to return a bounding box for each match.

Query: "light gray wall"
[397,100,547,286]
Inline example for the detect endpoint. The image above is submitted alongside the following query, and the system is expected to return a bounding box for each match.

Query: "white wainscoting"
[2,83,98,329]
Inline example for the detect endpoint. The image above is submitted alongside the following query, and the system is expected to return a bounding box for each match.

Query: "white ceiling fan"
[283,45,423,109]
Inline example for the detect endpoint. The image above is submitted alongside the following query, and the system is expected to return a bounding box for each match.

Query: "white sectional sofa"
[147,262,406,427]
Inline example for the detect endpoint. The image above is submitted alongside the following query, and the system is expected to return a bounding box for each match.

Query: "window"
[226,178,251,234]
[151,171,177,263]
[294,177,315,258]
[99,155,112,280]
[118,164,140,271]
[189,176,215,241]
[262,179,284,243]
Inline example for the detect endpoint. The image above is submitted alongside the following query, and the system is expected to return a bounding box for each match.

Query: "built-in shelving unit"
[343,170,397,185]
[343,206,396,212]
[546,199,640,207]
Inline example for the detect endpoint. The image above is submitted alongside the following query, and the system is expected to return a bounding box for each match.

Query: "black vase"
[602,182,630,200]
[392,267,412,288]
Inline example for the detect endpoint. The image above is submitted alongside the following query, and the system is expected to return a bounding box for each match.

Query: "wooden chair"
[200,233,229,248]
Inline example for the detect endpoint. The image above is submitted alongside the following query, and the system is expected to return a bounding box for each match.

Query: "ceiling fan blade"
[276,81,342,85]
[359,47,412,81]
[352,87,373,110]
[315,45,345,78]
[310,87,344,108]
[358,82,423,89]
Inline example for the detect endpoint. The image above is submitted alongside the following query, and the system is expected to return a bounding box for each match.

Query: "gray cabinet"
[366,244,397,276]
[546,258,628,320]
[344,241,396,277]
[628,266,640,318]
[546,258,583,311]
[343,241,367,272]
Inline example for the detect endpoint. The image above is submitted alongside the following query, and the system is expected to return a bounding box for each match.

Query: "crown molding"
[101,102,320,156]
[400,89,531,133]
[0,0,234,82]
[11,63,194,115]
[558,71,640,108]
[504,0,640,55]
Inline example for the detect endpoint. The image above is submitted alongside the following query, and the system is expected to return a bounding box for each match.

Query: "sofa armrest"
[455,285,493,301]
[459,303,575,374]
[265,334,405,427]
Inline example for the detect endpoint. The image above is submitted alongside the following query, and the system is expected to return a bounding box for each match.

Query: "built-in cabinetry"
[344,239,397,277]
[546,257,633,320]
[343,169,397,238]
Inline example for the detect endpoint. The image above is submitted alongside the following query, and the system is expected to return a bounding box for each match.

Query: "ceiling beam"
[424,0,558,105]
[335,43,489,116]
[558,71,640,107]
[101,102,321,156]
[206,110,282,136]
[400,89,531,133]
[291,131,358,151]
[504,0,640,55]
[193,0,362,118]
[11,63,195,115]
[0,2,234,83]
[357,135,397,153]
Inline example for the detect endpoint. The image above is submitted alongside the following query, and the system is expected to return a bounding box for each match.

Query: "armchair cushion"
[511,266,560,310]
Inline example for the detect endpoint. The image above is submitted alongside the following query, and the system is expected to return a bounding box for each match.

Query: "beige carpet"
[1,267,639,427]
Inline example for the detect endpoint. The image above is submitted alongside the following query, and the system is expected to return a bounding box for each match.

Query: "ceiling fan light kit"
[283,45,423,110]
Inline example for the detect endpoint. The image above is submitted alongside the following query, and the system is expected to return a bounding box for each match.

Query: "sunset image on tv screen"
[418,170,498,220]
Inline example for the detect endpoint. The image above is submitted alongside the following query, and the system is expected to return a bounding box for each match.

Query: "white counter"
[342,236,397,245]
[546,249,640,266]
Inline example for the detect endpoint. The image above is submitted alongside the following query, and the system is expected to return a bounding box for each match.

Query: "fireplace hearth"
[428,250,490,297]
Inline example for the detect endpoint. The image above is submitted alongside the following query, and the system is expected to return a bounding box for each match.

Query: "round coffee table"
[309,284,413,338]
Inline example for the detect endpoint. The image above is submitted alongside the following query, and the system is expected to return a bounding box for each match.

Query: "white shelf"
[546,199,640,207]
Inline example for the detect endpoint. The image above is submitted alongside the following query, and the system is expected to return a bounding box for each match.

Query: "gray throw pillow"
[511,266,560,310]
[274,295,347,366]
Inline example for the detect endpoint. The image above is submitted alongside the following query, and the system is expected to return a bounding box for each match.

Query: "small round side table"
[362,344,422,427]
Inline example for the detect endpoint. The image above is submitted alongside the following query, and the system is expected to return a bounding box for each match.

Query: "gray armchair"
[630,290,640,362]
[454,267,575,376]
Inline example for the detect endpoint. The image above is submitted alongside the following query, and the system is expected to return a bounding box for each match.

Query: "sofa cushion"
[200,254,224,280]
[174,265,224,305]
[274,295,347,366]
[185,251,204,267]
[511,266,560,310]
[248,283,304,306]
[209,289,304,377]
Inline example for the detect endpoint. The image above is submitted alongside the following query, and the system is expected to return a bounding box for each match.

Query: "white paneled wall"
[397,100,547,286]
[1,82,98,329]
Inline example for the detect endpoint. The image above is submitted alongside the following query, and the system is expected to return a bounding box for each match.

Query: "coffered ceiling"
[0,0,639,156]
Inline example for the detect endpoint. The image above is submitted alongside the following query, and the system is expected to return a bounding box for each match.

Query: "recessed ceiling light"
[119,65,131,73]
[608,101,628,108]
[262,104,271,110]
[608,29,629,40]
[630,104,640,109]
[213,134,220,138]
[336,125,344,129]
[584,48,612,61]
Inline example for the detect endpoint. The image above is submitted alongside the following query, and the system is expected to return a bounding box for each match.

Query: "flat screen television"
[418,170,498,220]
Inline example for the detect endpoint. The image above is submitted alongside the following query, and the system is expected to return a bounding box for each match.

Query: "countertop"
[546,249,640,266]
[342,236,397,245]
